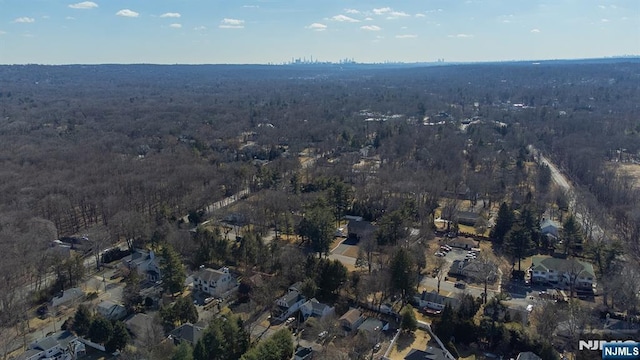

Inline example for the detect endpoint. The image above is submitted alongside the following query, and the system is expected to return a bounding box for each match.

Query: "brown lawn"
[388,329,433,360]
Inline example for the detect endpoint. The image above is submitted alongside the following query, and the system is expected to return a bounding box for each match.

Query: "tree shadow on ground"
[395,332,416,352]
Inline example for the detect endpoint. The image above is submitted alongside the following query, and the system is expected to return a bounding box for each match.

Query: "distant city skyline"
[0,0,638,65]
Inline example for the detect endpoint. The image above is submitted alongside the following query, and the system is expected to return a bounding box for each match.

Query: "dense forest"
[0,59,639,359]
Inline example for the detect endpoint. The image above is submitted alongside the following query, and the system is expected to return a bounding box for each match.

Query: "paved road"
[532,146,606,243]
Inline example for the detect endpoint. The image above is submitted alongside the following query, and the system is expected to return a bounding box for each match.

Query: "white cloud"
[415,13,426,18]
[601,18,609,22]
[116,9,139,18]
[387,11,410,19]
[194,26,207,31]
[396,34,417,39]
[66,16,76,20]
[13,17,35,23]
[0,30,6,35]
[69,1,98,9]
[345,9,359,14]
[361,25,381,31]
[331,14,360,22]
[160,12,181,18]
[530,28,540,33]
[306,23,327,31]
[373,7,392,15]
[169,23,182,28]
[220,18,245,29]
[364,17,374,21]
[243,5,259,8]
[448,33,474,38]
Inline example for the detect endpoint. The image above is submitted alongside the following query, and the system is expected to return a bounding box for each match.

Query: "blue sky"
[0,0,638,64]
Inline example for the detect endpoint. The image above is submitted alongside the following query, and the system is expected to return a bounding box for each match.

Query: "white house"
[413,290,460,311]
[530,256,596,291]
[51,288,85,309]
[193,267,234,297]
[25,331,86,360]
[123,250,161,282]
[272,286,306,322]
[300,298,334,320]
[96,300,127,321]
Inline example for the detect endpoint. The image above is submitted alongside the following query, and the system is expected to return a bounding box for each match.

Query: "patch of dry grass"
[388,329,432,360]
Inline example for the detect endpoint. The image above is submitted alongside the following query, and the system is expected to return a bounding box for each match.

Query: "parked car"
[454,282,466,289]
[374,343,381,352]
[318,330,328,339]
[440,246,451,252]
[435,251,446,257]
[285,317,296,326]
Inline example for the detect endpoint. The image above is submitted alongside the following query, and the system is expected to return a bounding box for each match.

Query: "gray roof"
[170,323,205,344]
[279,291,303,308]
[540,219,560,236]
[195,268,228,283]
[405,346,449,360]
[51,287,84,307]
[358,318,385,333]
[417,290,460,308]
[347,220,376,237]
[31,331,77,352]
[125,313,153,336]
[15,349,43,360]
[517,352,542,360]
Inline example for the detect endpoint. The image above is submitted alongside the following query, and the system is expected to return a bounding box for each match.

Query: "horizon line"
[0,55,638,67]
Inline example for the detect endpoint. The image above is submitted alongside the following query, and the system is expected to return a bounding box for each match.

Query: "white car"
[435,251,445,257]
[285,317,296,325]
[318,330,328,339]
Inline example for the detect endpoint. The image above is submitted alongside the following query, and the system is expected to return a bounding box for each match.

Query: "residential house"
[448,258,498,282]
[357,318,388,336]
[24,331,86,360]
[516,352,542,360]
[413,291,460,311]
[96,300,127,321]
[123,249,161,282]
[51,288,85,309]
[294,346,313,360]
[339,308,365,333]
[448,211,480,227]
[485,305,529,326]
[404,346,450,360]
[447,237,478,250]
[48,240,72,258]
[15,349,43,360]
[169,323,205,345]
[529,256,596,291]
[540,219,560,239]
[193,267,234,297]
[272,285,306,322]
[460,259,498,282]
[125,313,154,340]
[347,219,376,242]
[300,298,334,320]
